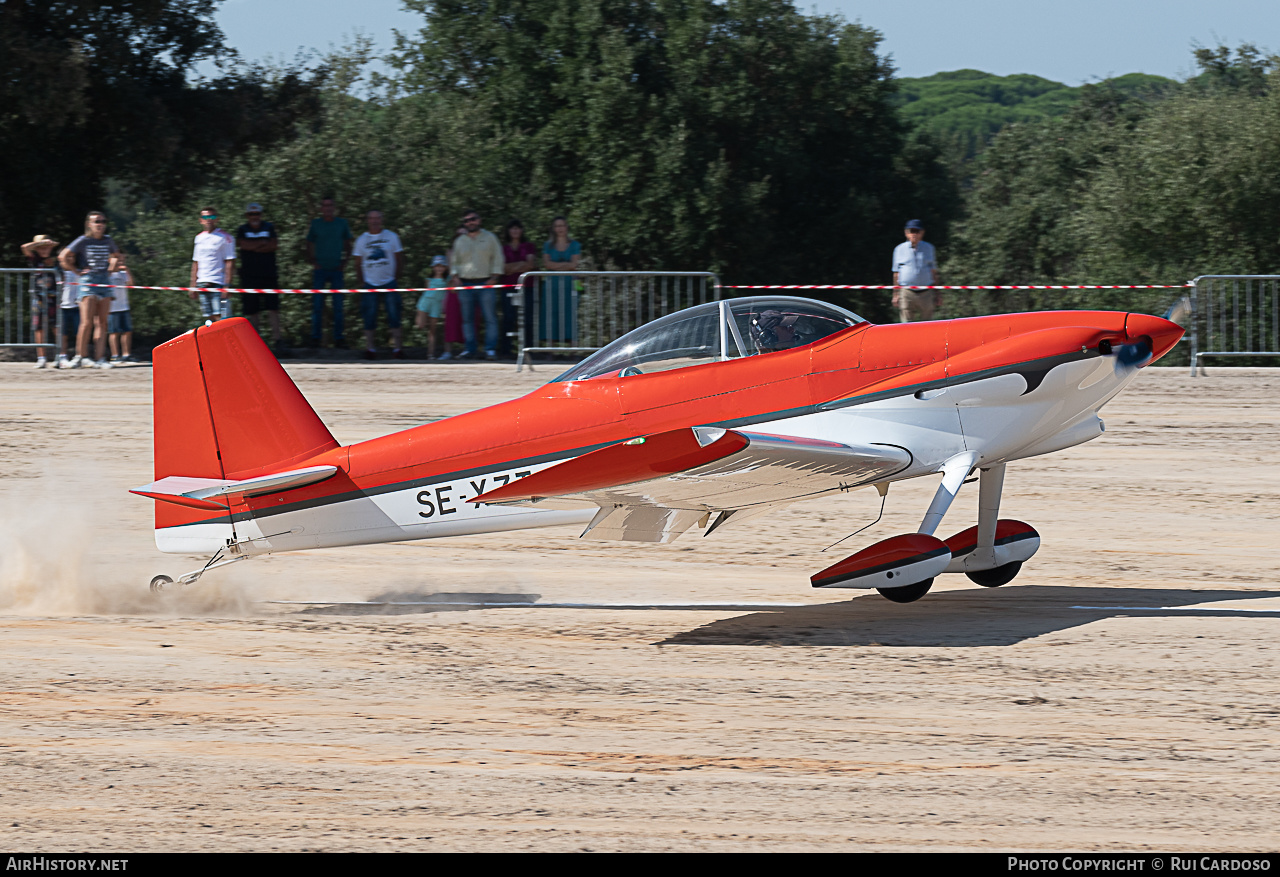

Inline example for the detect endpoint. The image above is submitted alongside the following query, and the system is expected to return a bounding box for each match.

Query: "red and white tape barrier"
[720,283,1192,290]
[76,282,519,294]
[74,281,1192,293]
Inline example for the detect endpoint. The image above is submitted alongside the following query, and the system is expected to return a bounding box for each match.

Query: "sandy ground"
[0,359,1278,851]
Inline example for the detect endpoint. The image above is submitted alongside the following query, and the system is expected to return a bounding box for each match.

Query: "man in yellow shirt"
[448,209,504,359]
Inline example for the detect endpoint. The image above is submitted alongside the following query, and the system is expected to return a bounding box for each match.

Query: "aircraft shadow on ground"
[297,591,542,616]
[293,591,803,616]
[659,585,1280,648]
[291,586,1280,648]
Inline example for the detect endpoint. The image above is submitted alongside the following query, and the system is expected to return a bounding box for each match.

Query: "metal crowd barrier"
[1188,275,1280,375]
[516,271,720,371]
[0,268,59,353]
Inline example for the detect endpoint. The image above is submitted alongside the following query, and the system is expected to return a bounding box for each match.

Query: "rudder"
[152,318,339,529]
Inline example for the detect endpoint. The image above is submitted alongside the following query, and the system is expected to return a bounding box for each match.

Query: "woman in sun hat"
[20,234,60,368]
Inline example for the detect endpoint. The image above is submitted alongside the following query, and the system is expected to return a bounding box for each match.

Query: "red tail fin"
[152,318,339,527]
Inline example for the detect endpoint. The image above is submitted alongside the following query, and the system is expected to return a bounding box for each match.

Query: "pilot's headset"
[752,309,784,348]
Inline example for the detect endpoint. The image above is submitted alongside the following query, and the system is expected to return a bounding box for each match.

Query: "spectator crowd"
[22,204,943,371]
[21,200,586,367]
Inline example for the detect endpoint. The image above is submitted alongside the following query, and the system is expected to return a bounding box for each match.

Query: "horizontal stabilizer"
[131,465,338,510]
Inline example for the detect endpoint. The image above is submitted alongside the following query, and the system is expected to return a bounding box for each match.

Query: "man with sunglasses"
[891,219,940,322]
[448,210,504,360]
[236,203,283,352]
[190,208,235,323]
[60,212,119,367]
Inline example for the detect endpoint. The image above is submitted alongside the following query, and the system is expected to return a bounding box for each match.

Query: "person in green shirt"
[305,197,352,347]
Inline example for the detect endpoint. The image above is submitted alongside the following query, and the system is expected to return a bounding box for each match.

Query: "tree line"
[895,69,1178,165]
[0,0,325,261]
[5,1,1280,344]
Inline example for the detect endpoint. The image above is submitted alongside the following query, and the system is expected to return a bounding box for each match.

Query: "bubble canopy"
[553,296,866,383]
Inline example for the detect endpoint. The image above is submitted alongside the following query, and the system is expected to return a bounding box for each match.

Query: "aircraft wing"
[473,427,910,542]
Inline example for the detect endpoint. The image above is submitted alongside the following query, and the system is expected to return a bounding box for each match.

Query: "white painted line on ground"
[1071,605,1280,613]
[262,600,811,610]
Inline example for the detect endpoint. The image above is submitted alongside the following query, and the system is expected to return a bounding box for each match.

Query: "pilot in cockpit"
[751,309,814,352]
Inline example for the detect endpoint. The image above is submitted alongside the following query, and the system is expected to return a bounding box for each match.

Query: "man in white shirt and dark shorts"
[190,207,235,323]
[891,219,940,322]
[353,210,406,359]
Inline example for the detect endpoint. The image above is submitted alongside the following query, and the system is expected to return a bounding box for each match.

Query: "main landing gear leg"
[918,451,978,536]
[967,463,1005,570]
[149,546,252,593]
[964,462,1024,587]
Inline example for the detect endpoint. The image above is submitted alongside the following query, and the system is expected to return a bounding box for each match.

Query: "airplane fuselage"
[154,309,1180,557]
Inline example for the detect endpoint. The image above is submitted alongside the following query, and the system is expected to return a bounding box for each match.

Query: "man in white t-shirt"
[891,219,940,322]
[353,209,406,359]
[189,207,235,322]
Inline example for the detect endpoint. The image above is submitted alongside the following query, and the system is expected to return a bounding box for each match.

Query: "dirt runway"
[0,361,1277,851]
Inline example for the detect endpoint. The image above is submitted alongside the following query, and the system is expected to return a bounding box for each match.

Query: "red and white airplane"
[132,297,1182,603]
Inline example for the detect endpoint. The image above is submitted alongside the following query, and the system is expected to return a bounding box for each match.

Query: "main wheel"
[965,561,1023,588]
[149,574,173,593]
[877,578,933,603]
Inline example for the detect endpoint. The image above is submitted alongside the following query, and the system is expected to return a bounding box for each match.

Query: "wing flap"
[581,506,708,543]
[474,428,911,543]
[131,465,338,509]
[618,431,911,509]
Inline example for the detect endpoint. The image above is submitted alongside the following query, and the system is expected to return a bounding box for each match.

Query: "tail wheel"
[965,561,1023,588]
[877,578,933,603]
[149,575,173,593]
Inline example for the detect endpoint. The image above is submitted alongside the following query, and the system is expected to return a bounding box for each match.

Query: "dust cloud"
[0,484,253,617]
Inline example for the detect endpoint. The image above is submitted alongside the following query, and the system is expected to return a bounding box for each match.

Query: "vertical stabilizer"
[152,318,339,530]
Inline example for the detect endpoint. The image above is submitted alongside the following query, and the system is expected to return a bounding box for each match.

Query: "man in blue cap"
[891,219,940,322]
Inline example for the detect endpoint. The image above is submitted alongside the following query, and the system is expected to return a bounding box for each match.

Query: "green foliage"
[118,42,527,345]
[122,0,962,332]
[393,0,958,300]
[0,0,325,261]
[896,69,1178,163]
[1076,87,1280,280]
[19,4,1280,359]
[946,85,1147,286]
[943,45,1280,330]
[1190,43,1280,96]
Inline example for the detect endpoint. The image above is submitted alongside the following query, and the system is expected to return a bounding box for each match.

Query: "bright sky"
[213,0,1278,84]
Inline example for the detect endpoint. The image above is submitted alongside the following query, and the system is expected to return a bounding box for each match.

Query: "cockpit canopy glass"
[555,296,863,382]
